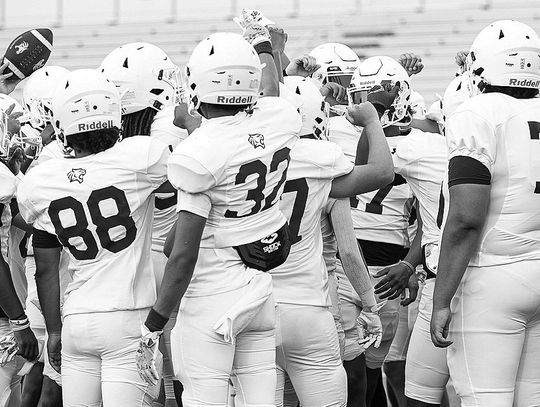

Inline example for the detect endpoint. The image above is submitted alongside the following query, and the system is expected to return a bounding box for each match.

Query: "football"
[2,28,53,80]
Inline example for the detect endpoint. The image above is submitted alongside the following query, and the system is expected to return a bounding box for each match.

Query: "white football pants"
[448,261,540,407]
[405,278,449,404]
[61,309,159,407]
[171,285,276,407]
[275,303,346,407]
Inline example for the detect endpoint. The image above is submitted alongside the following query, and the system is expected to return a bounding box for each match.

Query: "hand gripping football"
[3,28,53,80]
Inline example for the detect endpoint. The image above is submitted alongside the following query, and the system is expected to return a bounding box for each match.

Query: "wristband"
[145,308,169,333]
[401,260,416,275]
[254,41,273,56]
[164,378,176,400]
[9,316,30,332]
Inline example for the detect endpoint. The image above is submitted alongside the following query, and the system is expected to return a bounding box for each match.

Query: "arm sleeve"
[330,199,377,308]
[445,109,496,172]
[176,190,212,219]
[448,156,491,187]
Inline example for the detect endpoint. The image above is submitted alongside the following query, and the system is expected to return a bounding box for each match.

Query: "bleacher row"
[4,0,540,105]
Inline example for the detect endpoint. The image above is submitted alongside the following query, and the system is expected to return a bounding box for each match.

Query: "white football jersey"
[394,129,447,248]
[328,115,362,163]
[0,164,17,261]
[270,139,353,307]
[329,117,414,246]
[8,172,29,303]
[446,93,540,267]
[36,141,65,164]
[169,97,301,296]
[17,137,170,316]
[150,106,189,252]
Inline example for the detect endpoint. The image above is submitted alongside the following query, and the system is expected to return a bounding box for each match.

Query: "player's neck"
[73,150,94,158]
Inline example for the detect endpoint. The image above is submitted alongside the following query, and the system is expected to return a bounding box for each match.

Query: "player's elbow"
[374,165,394,189]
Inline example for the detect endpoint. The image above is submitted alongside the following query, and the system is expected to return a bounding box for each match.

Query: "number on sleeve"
[49,188,137,261]
[49,196,99,261]
[225,147,291,218]
[528,121,540,194]
[283,178,309,245]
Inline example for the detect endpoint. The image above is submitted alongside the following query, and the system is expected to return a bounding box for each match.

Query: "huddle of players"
[0,7,538,407]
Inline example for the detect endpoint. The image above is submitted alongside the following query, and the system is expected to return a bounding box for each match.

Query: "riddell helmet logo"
[216,95,253,104]
[509,78,540,87]
[77,120,115,132]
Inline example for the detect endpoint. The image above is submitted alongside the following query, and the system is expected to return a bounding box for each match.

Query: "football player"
[431,20,540,407]
[405,74,470,407]
[17,69,172,406]
[272,74,392,407]
[19,66,72,407]
[0,108,39,407]
[100,42,187,406]
[138,26,302,406]
[22,65,70,165]
[330,55,421,407]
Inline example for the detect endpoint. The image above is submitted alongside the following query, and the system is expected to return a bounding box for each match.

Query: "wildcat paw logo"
[67,168,86,184]
[248,133,265,149]
[15,41,29,54]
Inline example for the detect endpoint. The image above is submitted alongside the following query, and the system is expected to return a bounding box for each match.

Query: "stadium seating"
[3,0,540,104]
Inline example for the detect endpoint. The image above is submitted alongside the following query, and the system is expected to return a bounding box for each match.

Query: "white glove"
[0,334,19,366]
[135,325,162,386]
[357,301,386,350]
[233,8,272,46]
[233,8,274,31]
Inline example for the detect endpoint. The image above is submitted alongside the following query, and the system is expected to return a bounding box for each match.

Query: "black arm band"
[145,308,169,332]
[254,41,273,56]
[448,156,491,188]
[32,228,61,249]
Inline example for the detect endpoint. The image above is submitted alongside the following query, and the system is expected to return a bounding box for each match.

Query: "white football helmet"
[22,66,70,130]
[410,90,426,120]
[284,76,329,139]
[348,56,411,128]
[187,32,262,112]
[309,43,360,88]
[52,69,121,151]
[466,20,540,95]
[100,42,180,115]
[442,74,472,121]
[0,94,42,159]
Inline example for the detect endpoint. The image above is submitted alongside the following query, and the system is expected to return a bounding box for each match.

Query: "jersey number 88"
[48,186,137,261]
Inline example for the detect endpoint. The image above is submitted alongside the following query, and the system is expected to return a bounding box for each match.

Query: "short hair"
[66,127,120,154]
[481,83,539,99]
[122,107,157,138]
